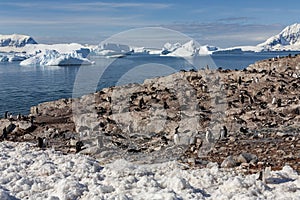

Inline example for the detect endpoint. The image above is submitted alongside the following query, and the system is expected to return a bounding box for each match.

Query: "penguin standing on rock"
[238,76,242,85]
[173,133,180,145]
[1,127,7,140]
[220,126,228,140]
[240,94,245,104]
[37,137,43,148]
[272,97,276,105]
[205,128,214,144]
[76,141,84,153]
[4,111,8,119]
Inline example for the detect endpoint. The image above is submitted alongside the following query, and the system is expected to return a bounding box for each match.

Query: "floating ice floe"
[20,49,93,66]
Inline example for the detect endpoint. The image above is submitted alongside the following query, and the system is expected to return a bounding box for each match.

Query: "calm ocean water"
[0,52,298,115]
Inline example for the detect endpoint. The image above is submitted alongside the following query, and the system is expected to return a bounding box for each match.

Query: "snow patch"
[0,141,299,199]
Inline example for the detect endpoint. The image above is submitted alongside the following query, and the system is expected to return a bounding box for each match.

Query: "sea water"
[0,52,298,115]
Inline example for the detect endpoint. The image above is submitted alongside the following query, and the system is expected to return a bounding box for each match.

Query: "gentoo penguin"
[238,76,242,85]
[201,85,208,93]
[43,138,48,148]
[1,127,7,140]
[139,97,145,109]
[173,133,180,145]
[37,137,43,148]
[17,113,21,121]
[4,111,8,119]
[271,97,276,105]
[255,77,259,83]
[163,101,169,109]
[205,128,214,143]
[240,94,245,104]
[277,99,282,107]
[220,126,227,139]
[76,141,84,153]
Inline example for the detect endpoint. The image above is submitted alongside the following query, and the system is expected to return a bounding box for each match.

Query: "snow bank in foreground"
[20,50,93,66]
[0,141,299,200]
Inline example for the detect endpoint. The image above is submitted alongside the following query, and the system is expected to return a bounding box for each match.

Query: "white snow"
[0,34,37,48]
[0,141,299,200]
[258,23,300,51]
[218,23,300,53]
[20,50,93,66]
[7,54,28,62]
[167,40,200,57]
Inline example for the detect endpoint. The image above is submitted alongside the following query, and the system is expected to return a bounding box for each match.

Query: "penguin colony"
[1,54,299,172]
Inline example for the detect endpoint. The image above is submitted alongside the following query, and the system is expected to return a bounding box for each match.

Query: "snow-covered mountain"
[217,23,300,53]
[258,23,300,51]
[0,34,37,47]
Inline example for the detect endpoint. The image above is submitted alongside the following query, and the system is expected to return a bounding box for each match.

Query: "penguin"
[37,137,43,148]
[9,114,13,121]
[173,133,180,145]
[43,138,48,148]
[240,127,248,134]
[271,97,276,105]
[163,101,169,109]
[139,97,145,109]
[238,76,242,85]
[127,124,133,133]
[4,111,8,119]
[205,129,214,144]
[201,85,208,93]
[1,127,7,140]
[76,141,84,153]
[220,126,227,140]
[17,113,21,121]
[277,99,282,107]
[240,94,245,104]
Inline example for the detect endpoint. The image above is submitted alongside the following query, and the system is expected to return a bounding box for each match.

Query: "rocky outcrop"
[3,54,299,172]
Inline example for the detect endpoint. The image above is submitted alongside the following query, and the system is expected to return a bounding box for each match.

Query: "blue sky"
[1,0,299,47]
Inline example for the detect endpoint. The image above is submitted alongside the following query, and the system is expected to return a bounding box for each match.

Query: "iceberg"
[20,50,94,66]
[0,34,37,47]
[7,54,28,62]
[165,40,200,57]
[93,43,132,57]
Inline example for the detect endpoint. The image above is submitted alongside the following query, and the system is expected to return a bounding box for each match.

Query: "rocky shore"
[1,54,299,173]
